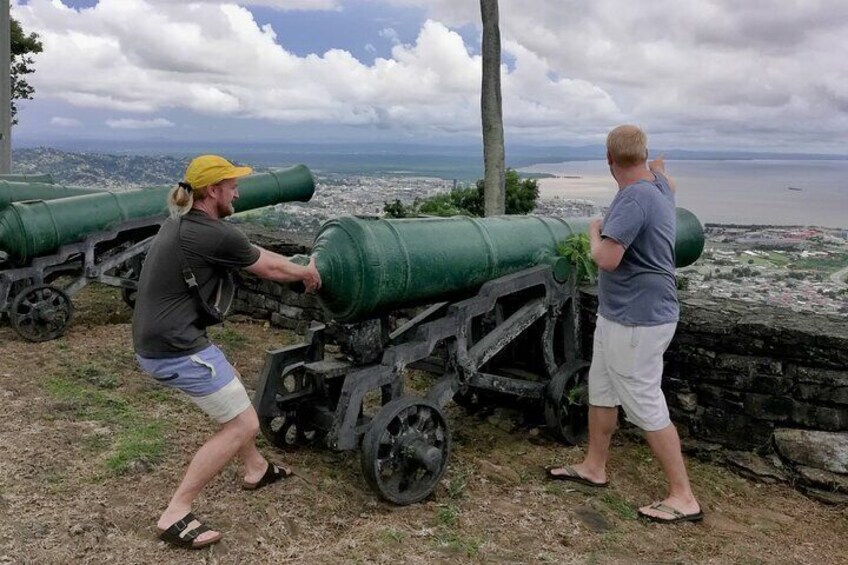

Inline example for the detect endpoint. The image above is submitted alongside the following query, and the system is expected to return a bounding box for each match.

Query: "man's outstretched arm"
[245,246,322,292]
[649,155,676,193]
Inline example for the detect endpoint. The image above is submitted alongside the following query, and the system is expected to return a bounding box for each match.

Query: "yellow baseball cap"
[184,155,253,189]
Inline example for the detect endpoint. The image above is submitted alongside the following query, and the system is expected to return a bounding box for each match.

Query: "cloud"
[12,0,848,149]
[50,117,82,127]
[105,118,175,129]
[149,0,341,10]
[379,27,401,45]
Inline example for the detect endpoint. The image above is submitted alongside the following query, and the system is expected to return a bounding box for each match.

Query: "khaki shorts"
[588,315,677,431]
[190,377,252,424]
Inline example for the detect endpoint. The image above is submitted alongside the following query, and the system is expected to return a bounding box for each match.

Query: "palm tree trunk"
[480,0,505,216]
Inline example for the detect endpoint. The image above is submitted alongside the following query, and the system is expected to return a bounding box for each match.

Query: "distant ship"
[787,186,804,191]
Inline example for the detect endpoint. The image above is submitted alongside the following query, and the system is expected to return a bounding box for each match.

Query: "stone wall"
[231,233,847,503]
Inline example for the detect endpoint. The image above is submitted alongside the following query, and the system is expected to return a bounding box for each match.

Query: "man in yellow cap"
[132,155,322,549]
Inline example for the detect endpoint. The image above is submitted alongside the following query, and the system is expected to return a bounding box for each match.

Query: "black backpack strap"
[175,215,224,325]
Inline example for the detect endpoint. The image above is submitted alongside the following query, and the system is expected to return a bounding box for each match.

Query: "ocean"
[521,160,848,229]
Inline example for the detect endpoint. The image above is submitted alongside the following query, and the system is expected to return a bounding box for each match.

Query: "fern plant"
[556,233,598,284]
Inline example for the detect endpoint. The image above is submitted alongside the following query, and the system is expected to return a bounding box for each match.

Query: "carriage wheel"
[10,284,74,342]
[361,396,451,505]
[259,407,321,451]
[119,254,145,309]
[544,362,589,445]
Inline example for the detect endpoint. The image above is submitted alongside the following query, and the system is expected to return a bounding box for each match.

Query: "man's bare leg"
[550,405,617,484]
[157,408,259,542]
[237,407,273,484]
[639,423,700,517]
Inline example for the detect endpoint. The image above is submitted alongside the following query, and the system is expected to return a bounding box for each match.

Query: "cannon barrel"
[310,208,704,322]
[0,165,315,266]
[0,173,57,184]
[0,179,102,210]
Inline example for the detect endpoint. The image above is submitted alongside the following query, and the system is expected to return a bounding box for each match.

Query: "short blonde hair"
[606,125,648,167]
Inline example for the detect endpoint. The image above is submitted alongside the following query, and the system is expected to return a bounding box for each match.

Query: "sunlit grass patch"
[44,371,168,476]
[106,421,166,474]
[599,492,637,520]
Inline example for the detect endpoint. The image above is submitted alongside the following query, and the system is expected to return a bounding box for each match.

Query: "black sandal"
[157,512,222,549]
[242,462,293,491]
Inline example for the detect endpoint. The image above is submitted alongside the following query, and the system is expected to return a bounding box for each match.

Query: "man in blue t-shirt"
[547,125,702,523]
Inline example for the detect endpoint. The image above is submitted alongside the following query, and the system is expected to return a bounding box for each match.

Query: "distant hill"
[9,148,188,189]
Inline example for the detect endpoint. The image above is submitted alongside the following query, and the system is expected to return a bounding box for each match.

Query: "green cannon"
[0,165,315,266]
[255,207,704,504]
[0,179,102,210]
[0,173,57,184]
[309,208,704,322]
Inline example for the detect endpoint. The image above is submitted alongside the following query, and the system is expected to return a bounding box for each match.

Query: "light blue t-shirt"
[598,172,678,326]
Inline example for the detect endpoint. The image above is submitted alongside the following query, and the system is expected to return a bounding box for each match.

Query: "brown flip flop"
[545,465,609,487]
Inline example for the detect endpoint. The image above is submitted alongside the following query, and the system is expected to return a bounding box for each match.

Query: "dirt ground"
[1,285,846,565]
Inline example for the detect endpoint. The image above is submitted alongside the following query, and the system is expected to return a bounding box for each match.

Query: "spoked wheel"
[361,396,451,505]
[10,284,74,342]
[118,254,145,309]
[544,362,590,445]
[259,406,322,451]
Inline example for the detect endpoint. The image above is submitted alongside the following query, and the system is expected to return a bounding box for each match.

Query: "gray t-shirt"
[132,209,260,357]
[598,172,678,326]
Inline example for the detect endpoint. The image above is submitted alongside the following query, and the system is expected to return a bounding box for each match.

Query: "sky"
[9,0,848,152]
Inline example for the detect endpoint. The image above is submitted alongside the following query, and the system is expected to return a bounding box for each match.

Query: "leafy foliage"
[556,233,597,284]
[383,168,539,218]
[10,18,44,125]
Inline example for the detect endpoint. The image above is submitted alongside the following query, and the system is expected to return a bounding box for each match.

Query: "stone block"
[277,304,304,319]
[791,366,848,387]
[696,407,773,450]
[697,384,744,412]
[793,384,848,406]
[774,429,848,474]
[743,393,793,422]
[725,451,789,484]
[715,354,782,376]
[794,465,848,492]
[675,392,699,412]
[791,403,848,431]
[248,293,267,308]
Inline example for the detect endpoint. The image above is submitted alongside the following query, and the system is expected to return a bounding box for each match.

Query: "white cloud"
[105,118,175,129]
[379,27,400,45]
[12,0,848,149]
[50,117,82,127]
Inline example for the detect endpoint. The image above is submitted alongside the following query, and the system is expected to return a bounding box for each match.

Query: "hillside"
[10,148,188,189]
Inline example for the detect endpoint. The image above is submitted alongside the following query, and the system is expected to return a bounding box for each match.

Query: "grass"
[209,324,250,357]
[432,531,482,558]
[599,492,638,520]
[379,528,405,544]
[45,367,167,476]
[106,421,166,474]
[436,504,459,528]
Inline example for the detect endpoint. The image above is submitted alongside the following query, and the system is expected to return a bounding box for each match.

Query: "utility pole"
[1,0,11,173]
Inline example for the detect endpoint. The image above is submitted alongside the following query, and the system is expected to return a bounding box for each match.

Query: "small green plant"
[437,504,459,528]
[557,234,598,284]
[599,493,638,520]
[676,274,690,291]
[379,528,405,544]
[107,422,166,474]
